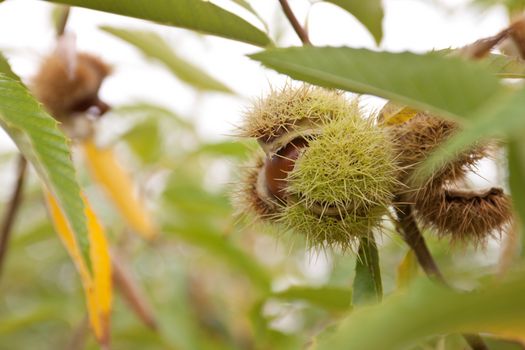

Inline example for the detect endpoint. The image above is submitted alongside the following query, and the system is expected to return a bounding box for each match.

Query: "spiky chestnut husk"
[279,113,401,247]
[32,52,111,122]
[234,85,402,248]
[388,113,512,243]
[417,187,512,243]
[237,85,356,154]
[280,201,388,250]
[233,152,281,221]
[288,115,401,212]
[388,113,489,186]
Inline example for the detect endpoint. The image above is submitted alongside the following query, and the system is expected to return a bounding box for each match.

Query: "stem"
[111,250,158,330]
[0,156,27,281]
[278,0,311,45]
[352,235,382,305]
[394,202,488,350]
[56,6,71,37]
[459,27,511,58]
[394,203,445,284]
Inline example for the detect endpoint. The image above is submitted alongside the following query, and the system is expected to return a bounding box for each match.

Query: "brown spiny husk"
[388,113,490,188]
[31,52,111,121]
[389,113,511,243]
[415,186,512,243]
[232,152,281,221]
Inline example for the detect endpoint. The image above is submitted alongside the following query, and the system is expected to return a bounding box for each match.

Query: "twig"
[394,201,488,350]
[65,316,89,350]
[352,235,383,305]
[0,155,27,281]
[394,203,445,284]
[111,250,158,330]
[56,6,71,37]
[278,0,311,45]
[458,27,511,58]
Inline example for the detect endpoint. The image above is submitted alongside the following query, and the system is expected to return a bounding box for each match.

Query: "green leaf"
[122,119,161,163]
[100,26,232,93]
[318,275,525,350]
[166,224,271,291]
[231,0,268,32]
[0,74,88,256]
[0,308,54,334]
[111,102,193,129]
[418,88,524,180]
[272,286,352,311]
[163,176,232,217]
[42,0,271,47]
[324,0,383,44]
[472,0,525,14]
[0,53,21,82]
[250,47,503,120]
[484,53,525,78]
[193,140,256,159]
[508,137,525,256]
[352,236,382,305]
[485,337,525,350]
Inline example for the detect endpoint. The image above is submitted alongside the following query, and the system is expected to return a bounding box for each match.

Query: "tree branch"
[278,0,311,45]
[0,155,27,281]
[394,201,488,350]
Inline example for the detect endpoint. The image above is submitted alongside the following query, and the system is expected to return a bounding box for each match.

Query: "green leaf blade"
[0,53,21,82]
[250,47,503,120]
[508,138,525,256]
[273,286,352,311]
[100,26,232,93]
[319,275,525,350]
[418,88,524,180]
[0,74,88,255]
[166,224,271,292]
[42,0,271,47]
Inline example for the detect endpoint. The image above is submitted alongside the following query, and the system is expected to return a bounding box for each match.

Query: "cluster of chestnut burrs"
[232,16,525,253]
[234,85,511,249]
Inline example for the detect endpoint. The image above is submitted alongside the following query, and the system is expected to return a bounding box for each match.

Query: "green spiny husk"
[287,113,400,214]
[238,84,354,143]
[280,109,401,247]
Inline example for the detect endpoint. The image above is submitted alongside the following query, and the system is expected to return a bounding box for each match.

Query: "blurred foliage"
[0,1,525,350]
[100,27,233,94]
[471,0,525,15]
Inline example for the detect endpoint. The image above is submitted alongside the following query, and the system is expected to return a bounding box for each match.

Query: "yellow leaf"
[378,102,419,126]
[396,250,418,289]
[489,328,525,343]
[83,139,157,240]
[45,192,92,288]
[45,191,112,345]
[86,196,112,344]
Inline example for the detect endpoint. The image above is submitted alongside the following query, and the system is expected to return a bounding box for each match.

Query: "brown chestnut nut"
[264,137,309,202]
